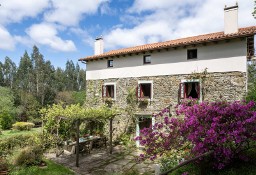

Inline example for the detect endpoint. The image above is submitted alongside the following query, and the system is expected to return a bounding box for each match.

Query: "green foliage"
[125,87,138,131]
[41,103,119,146]
[12,122,35,131]
[0,134,39,156]
[247,62,256,102]
[0,86,17,129]
[0,112,15,130]
[54,91,74,105]
[116,133,134,147]
[72,91,86,105]
[9,159,75,175]
[13,145,44,166]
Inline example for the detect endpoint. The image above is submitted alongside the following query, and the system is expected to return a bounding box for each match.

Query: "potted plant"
[104,97,114,107]
[139,98,149,105]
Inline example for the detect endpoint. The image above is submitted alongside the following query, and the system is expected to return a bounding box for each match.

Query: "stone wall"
[86,71,247,140]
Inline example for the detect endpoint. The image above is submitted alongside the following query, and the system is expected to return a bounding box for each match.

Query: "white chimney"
[224,3,238,34]
[94,36,104,55]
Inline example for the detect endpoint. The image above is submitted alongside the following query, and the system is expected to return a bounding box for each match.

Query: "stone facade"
[86,71,247,139]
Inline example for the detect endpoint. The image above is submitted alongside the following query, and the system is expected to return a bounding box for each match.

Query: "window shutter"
[179,83,185,99]
[102,85,106,97]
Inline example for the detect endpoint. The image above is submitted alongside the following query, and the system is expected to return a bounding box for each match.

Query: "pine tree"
[3,57,16,89]
[65,60,76,91]
[17,51,33,92]
[0,61,4,86]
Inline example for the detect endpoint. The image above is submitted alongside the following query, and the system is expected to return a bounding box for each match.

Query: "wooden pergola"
[41,104,120,167]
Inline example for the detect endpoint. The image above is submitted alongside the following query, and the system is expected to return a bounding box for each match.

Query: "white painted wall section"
[86,56,246,80]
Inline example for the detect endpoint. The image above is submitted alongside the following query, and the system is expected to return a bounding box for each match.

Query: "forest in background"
[0,45,86,129]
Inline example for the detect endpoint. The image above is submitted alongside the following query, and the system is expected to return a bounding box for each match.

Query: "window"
[143,55,151,64]
[179,81,200,100]
[187,49,197,59]
[107,60,113,67]
[102,84,115,99]
[137,82,153,99]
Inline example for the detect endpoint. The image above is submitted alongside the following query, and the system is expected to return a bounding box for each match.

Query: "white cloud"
[0,0,49,25]
[69,27,94,47]
[44,0,109,26]
[0,26,15,50]
[104,0,255,50]
[26,23,77,52]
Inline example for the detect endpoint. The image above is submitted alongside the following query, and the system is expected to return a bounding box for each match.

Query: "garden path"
[46,145,157,175]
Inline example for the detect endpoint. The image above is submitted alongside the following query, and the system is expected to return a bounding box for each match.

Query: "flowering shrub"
[178,100,256,169]
[136,100,256,170]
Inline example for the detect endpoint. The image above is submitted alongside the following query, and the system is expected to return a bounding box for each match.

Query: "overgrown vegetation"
[0,45,86,130]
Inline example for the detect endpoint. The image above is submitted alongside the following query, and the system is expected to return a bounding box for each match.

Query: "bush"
[13,145,43,166]
[0,134,39,156]
[12,122,35,131]
[0,112,15,130]
[136,100,256,170]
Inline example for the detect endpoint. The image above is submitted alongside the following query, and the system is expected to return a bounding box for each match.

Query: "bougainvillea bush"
[136,99,256,169]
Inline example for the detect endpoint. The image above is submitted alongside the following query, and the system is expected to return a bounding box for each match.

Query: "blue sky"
[0,0,255,69]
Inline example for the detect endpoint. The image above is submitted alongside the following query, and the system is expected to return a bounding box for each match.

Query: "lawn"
[0,127,42,138]
[9,159,75,175]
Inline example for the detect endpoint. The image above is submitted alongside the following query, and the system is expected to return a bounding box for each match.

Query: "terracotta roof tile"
[79,26,256,61]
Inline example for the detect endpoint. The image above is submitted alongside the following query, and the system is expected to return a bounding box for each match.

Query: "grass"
[9,159,75,175]
[0,127,42,139]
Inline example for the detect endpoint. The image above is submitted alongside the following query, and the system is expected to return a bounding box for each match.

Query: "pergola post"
[76,119,80,167]
[109,117,113,154]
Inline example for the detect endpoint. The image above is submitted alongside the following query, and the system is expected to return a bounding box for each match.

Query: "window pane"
[187,49,197,59]
[144,55,151,64]
[140,83,151,98]
[108,60,113,67]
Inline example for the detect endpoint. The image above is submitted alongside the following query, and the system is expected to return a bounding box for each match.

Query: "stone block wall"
[86,71,247,140]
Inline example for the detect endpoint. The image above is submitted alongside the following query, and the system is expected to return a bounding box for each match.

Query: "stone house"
[79,4,256,143]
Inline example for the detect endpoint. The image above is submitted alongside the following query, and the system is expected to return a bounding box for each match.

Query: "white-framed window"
[102,82,116,100]
[179,79,202,102]
[137,80,153,100]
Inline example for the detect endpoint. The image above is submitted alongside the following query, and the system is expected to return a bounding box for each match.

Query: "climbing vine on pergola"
[40,103,120,167]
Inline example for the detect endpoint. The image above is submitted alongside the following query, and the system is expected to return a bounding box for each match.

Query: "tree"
[2,57,16,89]
[16,51,33,92]
[40,60,56,106]
[54,67,65,91]
[0,62,4,86]
[31,45,45,96]
[0,87,17,129]
[65,60,76,91]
